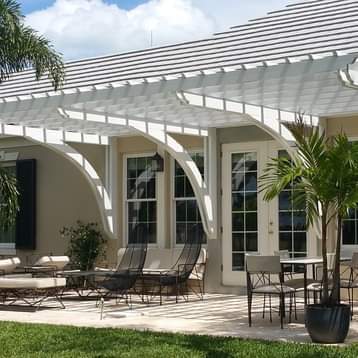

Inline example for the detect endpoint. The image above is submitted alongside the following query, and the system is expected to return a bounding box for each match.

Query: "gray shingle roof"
[1,0,358,99]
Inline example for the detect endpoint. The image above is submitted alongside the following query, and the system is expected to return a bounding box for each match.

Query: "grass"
[0,321,357,357]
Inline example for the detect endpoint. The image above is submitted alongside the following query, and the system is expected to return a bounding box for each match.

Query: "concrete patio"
[0,293,357,344]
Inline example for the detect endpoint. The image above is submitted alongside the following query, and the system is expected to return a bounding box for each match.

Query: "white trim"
[222,141,266,286]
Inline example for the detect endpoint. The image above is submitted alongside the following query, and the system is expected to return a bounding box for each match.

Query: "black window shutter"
[15,159,37,250]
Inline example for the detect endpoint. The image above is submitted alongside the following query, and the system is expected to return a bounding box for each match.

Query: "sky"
[18,0,297,60]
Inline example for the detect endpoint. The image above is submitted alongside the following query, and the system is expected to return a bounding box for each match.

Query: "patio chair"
[340,252,358,319]
[306,253,335,303]
[187,247,207,300]
[143,224,203,305]
[95,224,148,307]
[24,256,70,276]
[246,255,295,329]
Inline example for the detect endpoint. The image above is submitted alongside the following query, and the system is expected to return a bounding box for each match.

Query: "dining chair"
[246,255,295,329]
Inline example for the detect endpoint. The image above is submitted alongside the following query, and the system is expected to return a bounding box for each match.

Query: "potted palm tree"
[260,121,358,343]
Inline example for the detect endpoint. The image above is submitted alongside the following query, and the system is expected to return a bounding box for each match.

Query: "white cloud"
[26,0,296,60]
[26,0,215,60]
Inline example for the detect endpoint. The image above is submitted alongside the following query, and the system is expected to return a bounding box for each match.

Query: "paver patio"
[0,293,357,344]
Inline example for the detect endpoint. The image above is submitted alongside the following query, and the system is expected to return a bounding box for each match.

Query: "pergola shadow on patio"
[0,293,357,344]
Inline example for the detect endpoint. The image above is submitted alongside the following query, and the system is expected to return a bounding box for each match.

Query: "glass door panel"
[222,142,264,286]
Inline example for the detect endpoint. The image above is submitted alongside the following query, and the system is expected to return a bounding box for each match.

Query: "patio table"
[57,270,111,297]
[280,256,351,306]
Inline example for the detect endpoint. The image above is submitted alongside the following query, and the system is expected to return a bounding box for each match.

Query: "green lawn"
[0,321,357,357]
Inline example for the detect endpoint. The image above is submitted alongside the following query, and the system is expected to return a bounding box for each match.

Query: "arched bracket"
[0,124,114,239]
[59,108,216,239]
[176,91,319,153]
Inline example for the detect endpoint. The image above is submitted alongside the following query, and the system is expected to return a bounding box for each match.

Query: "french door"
[222,141,312,286]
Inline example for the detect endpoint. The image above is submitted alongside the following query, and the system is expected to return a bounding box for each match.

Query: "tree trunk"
[330,214,342,305]
[321,210,329,305]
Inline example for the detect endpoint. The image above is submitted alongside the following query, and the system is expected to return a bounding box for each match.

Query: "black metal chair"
[144,225,204,305]
[96,224,148,307]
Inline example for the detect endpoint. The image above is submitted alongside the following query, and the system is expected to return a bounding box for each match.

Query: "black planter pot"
[305,304,351,343]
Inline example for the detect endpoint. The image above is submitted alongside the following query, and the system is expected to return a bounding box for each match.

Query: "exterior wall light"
[152,152,164,172]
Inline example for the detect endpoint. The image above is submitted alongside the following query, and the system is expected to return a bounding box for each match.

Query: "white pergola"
[1,0,358,240]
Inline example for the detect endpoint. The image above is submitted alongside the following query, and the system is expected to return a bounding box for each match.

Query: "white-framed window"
[0,164,16,252]
[124,154,157,244]
[172,151,206,245]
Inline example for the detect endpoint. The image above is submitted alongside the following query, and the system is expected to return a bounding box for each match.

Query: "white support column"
[108,137,120,238]
[0,124,114,239]
[206,128,218,239]
[156,145,166,248]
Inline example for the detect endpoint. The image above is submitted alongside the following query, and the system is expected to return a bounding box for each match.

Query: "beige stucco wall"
[0,137,106,265]
[326,115,358,138]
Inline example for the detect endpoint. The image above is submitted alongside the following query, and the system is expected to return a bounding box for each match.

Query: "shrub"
[61,221,106,271]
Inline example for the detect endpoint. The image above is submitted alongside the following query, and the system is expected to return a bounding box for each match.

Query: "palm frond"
[0,0,64,89]
[0,167,19,231]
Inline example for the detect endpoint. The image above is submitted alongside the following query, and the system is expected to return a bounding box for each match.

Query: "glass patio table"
[280,256,351,306]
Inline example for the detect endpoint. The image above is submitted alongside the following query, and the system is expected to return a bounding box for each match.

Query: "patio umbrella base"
[305,303,350,344]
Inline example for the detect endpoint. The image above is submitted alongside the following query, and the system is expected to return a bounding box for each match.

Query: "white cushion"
[0,277,66,289]
[144,249,173,269]
[34,256,70,270]
[252,284,296,294]
[0,257,21,274]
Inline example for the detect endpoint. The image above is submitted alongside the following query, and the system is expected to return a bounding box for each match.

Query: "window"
[0,165,16,249]
[278,150,307,259]
[173,152,205,245]
[126,155,157,244]
[343,209,358,245]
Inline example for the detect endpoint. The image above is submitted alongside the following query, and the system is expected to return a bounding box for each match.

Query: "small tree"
[260,122,358,306]
[61,221,107,271]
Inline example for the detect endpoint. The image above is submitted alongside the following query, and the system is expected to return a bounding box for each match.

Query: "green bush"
[61,221,106,271]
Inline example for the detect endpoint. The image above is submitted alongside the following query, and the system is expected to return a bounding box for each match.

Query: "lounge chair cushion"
[252,284,295,294]
[0,257,21,274]
[34,256,70,270]
[0,277,66,289]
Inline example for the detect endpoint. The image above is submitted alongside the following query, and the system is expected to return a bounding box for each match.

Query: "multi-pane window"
[0,166,16,247]
[231,152,258,271]
[174,152,205,245]
[126,156,156,244]
[278,150,307,258]
[342,209,358,245]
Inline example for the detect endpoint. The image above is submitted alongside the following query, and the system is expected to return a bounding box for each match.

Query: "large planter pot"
[305,304,351,343]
